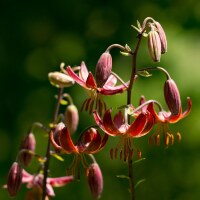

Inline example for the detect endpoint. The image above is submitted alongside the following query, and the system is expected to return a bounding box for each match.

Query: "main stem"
[127,33,143,200]
[42,87,63,200]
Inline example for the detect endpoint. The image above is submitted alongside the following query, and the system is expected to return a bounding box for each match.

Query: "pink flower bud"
[164,78,181,116]
[7,162,22,197]
[64,104,79,134]
[95,52,112,87]
[148,28,161,62]
[154,21,167,54]
[20,133,36,166]
[87,163,103,199]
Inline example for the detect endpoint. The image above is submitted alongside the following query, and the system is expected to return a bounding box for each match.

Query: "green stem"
[42,87,63,200]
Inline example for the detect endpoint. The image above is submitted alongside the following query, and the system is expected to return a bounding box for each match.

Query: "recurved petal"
[79,61,89,81]
[50,130,62,151]
[102,109,120,136]
[113,111,124,129]
[100,82,128,95]
[127,113,148,137]
[93,110,108,134]
[66,66,87,88]
[47,175,74,187]
[77,128,102,153]
[86,72,97,89]
[104,74,117,87]
[169,97,192,123]
[59,127,78,154]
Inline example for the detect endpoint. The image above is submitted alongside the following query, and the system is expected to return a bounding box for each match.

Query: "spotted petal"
[86,72,97,89]
[48,176,74,187]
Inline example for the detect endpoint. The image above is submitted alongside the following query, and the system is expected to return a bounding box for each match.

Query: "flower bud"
[87,163,103,199]
[20,133,36,166]
[164,78,181,116]
[7,162,22,197]
[148,28,161,62]
[154,21,167,54]
[64,104,79,134]
[48,72,75,88]
[95,52,112,87]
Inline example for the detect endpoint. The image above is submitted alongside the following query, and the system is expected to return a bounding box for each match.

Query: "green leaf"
[120,51,131,56]
[51,153,64,162]
[137,20,141,29]
[134,157,146,164]
[60,99,68,105]
[116,175,130,180]
[131,25,141,33]
[134,179,146,189]
[137,70,152,77]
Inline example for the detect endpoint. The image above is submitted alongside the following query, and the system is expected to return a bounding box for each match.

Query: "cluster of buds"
[147,19,167,62]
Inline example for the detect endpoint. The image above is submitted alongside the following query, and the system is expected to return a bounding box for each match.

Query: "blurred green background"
[0,0,199,199]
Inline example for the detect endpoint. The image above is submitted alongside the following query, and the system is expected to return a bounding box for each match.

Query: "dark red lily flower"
[93,108,154,161]
[66,62,128,116]
[141,96,192,146]
[50,123,108,177]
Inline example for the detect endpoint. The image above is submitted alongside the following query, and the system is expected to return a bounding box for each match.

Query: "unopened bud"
[64,104,79,134]
[7,162,22,197]
[20,133,36,166]
[87,163,103,199]
[164,78,181,116]
[95,52,112,87]
[148,27,161,62]
[154,21,167,54]
[48,72,74,88]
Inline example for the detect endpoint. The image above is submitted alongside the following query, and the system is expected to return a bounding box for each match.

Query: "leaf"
[137,20,141,29]
[60,99,68,105]
[116,175,130,180]
[134,179,146,189]
[51,153,64,162]
[120,51,131,56]
[131,25,141,33]
[137,70,152,77]
[134,157,146,164]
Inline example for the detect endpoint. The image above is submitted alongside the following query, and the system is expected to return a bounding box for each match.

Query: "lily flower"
[141,96,192,146]
[50,123,108,177]
[66,62,128,116]
[93,108,154,161]
[21,170,74,199]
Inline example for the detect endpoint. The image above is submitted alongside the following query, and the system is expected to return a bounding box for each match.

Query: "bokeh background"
[0,0,199,199]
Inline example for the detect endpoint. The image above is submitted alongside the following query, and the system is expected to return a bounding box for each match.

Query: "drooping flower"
[50,123,108,177]
[66,61,128,116]
[93,107,154,161]
[142,95,192,146]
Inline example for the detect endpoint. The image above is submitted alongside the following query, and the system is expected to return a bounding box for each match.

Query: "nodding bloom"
[21,170,73,199]
[50,123,108,177]
[66,61,128,116]
[141,94,192,146]
[93,107,154,161]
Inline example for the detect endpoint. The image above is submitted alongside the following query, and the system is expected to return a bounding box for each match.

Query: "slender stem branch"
[42,87,63,200]
[127,33,144,200]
